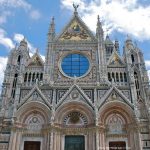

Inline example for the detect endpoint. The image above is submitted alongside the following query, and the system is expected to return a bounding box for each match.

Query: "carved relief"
[98,90,107,99]
[20,89,30,102]
[56,89,68,104]
[63,112,88,127]
[106,113,126,134]
[83,89,94,103]
[42,89,53,103]
[60,20,91,41]
[25,114,44,131]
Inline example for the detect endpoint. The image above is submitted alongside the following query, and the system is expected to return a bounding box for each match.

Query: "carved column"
[50,130,54,150]
[8,131,17,150]
[96,128,100,150]
[99,128,106,150]
[15,132,21,150]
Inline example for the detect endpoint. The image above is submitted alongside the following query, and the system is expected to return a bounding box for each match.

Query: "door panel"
[109,141,126,150]
[65,136,85,150]
[24,141,41,150]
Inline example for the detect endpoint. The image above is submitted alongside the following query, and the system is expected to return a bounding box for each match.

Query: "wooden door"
[109,141,126,150]
[65,136,85,150]
[24,141,41,150]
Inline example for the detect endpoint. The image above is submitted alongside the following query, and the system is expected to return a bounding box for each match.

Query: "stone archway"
[8,102,51,150]
[98,101,140,150]
[54,101,95,150]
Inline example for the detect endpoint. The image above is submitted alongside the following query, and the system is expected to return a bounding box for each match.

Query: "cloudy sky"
[0,0,150,88]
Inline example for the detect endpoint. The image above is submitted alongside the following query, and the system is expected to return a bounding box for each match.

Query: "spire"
[49,17,55,33]
[126,34,132,43]
[96,15,104,38]
[105,34,113,46]
[114,39,120,55]
[36,48,39,53]
[125,34,134,50]
[20,36,27,48]
[48,17,55,41]
[73,3,79,16]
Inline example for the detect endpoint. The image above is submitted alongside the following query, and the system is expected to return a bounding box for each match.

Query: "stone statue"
[73,3,79,12]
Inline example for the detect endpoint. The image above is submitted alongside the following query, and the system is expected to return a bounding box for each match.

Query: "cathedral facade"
[0,7,150,150]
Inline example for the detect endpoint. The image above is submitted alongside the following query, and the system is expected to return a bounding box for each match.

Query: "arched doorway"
[54,102,95,150]
[98,101,139,150]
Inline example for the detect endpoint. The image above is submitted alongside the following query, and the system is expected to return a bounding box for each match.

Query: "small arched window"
[32,73,35,82]
[112,72,115,82]
[24,73,28,82]
[11,73,18,98]
[131,54,134,63]
[116,73,119,82]
[28,73,31,82]
[120,73,123,82]
[40,73,43,81]
[36,73,39,80]
[124,73,127,82]
[17,55,21,65]
[134,72,140,97]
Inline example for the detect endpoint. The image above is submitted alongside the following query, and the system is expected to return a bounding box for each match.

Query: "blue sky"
[0,0,150,87]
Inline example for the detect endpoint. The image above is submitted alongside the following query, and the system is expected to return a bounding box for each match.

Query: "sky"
[0,0,150,88]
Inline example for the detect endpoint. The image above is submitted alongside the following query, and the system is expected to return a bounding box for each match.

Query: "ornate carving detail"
[41,89,53,103]
[122,90,131,102]
[20,89,30,102]
[63,112,88,126]
[56,89,68,103]
[106,114,126,134]
[32,91,39,100]
[70,90,80,100]
[83,89,94,103]
[98,90,107,99]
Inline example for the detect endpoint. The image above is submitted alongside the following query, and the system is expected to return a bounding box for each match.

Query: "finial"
[97,15,100,22]
[36,48,39,53]
[73,3,79,13]
[51,16,55,24]
[15,43,17,49]
[23,36,26,42]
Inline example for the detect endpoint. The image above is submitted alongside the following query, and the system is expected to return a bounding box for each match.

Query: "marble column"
[8,131,17,150]
[50,131,54,150]
[99,129,106,150]
[96,129,100,150]
[15,132,22,150]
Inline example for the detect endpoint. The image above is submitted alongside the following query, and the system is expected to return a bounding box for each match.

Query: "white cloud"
[0,0,31,10]
[30,10,41,20]
[0,0,41,25]
[0,28,15,49]
[13,33,36,53]
[61,0,150,40]
[0,56,8,91]
[0,11,11,24]
[144,60,150,80]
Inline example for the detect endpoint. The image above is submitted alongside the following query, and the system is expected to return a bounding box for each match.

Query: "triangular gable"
[57,14,96,41]
[18,85,52,109]
[56,84,94,109]
[27,52,44,67]
[98,86,133,109]
[108,50,125,67]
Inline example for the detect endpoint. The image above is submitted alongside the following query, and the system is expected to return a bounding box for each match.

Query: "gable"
[27,53,44,67]
[18,85,51,109]
[58,15,95,41]
[56,84,94,109]
[98,86,133,109]
[108,51,125,67]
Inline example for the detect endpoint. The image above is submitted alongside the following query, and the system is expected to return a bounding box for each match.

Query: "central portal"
[65,135,85,150]
[24,141,41,150]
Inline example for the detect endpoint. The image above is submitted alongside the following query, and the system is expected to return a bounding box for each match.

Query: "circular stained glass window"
[61,53,89,78]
